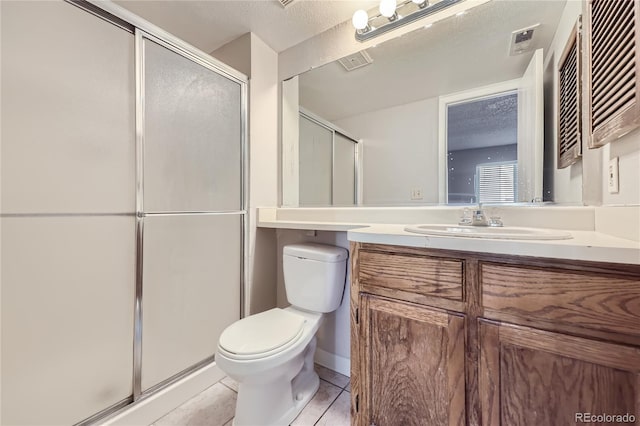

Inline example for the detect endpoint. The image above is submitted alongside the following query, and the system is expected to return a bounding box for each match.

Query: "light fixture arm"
[353,0,463,42]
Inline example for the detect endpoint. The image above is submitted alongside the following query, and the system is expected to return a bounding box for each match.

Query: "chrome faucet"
[458,204,503,227]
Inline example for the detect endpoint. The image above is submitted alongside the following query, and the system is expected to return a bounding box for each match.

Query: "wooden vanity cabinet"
[350,242,640,426]
[351,244,470,426]
[479,320,640,425]
[357,295,465,426]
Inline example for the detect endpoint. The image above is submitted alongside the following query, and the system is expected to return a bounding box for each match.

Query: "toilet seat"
[218,308,306,360]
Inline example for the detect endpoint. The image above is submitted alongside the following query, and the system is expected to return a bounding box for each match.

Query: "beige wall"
[210,32,251,77]
[334,97,440,205]
[599,129,640,205]
[543,0,584,204]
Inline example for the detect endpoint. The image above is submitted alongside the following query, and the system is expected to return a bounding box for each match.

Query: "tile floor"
[151,364,351,426]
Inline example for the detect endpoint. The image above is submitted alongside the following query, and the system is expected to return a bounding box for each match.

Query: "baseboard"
[314,348,350,377]
[102,363,224,426]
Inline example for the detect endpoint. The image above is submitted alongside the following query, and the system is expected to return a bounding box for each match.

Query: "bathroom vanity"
[349,239,640,426]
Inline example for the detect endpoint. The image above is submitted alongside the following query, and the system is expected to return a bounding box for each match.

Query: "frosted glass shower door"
[139,35,244,391]
[299,115,333,205]
[1,2,136,424]
[141,215,241,390]
[142,37,242,213]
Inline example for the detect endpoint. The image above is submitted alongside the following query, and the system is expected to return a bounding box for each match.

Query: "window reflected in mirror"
[446,92,518,204]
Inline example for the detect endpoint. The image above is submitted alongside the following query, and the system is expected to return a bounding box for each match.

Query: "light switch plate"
[608,157,619,194]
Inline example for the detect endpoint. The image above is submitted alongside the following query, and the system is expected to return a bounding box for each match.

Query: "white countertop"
[257,206,640,265]
[347,224,640,265]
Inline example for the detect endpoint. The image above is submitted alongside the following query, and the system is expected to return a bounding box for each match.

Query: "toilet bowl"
[215,243,348,426]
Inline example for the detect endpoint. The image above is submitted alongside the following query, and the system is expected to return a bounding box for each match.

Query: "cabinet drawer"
[358,250,463,301]
[481,263,640,337]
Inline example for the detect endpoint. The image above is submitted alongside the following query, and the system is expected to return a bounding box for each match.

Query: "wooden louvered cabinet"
[557,16,582,168]
[584,0,640,147]
[350,242,640,426]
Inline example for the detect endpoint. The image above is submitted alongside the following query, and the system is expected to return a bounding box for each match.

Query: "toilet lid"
[219,308,306,356]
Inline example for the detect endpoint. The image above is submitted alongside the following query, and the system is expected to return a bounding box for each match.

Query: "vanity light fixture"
[352,9,370,32]
[379,0,398,21]
[352,0,463,42]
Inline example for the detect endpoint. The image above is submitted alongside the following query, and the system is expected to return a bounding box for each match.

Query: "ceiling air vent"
[277,0,295,8]
[509,23,540,56]
[338,50,373,72]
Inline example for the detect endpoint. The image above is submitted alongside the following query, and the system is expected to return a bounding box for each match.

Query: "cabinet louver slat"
[585,0,640,148]
[557,19,581,169]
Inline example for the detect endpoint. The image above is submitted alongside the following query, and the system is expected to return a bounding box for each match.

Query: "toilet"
[215,243,348,426]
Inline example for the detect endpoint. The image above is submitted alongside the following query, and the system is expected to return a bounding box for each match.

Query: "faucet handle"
[488,216,503,227]
[458,208,472,225]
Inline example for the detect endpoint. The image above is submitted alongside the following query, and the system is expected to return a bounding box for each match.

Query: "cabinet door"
[479,321,640,426]
[357,295,465,426]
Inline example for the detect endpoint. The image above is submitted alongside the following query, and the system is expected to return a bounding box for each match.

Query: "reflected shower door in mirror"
[282,0,583,206]
[290,107,360,206]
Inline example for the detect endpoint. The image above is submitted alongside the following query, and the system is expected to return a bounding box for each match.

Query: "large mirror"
[282,0,585,206]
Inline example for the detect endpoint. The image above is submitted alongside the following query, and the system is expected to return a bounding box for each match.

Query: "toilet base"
[232,337,320,426]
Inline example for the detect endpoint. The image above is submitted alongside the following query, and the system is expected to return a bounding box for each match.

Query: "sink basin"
[404,224,572,240]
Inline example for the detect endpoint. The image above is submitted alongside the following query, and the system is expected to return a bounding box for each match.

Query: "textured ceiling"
[299,0,567,121]
[114,0,380,53]
[448,93,518,151]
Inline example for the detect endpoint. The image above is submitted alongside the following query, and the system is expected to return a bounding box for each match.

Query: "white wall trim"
[315,348,350,378]
[437,78,521,203]
[102,363,224,426]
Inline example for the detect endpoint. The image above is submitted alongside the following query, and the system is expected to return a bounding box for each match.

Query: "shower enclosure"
[0,1,247,424]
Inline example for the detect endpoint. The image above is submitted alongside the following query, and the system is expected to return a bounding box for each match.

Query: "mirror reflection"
[283,0,584,206]
[447,92,518,204]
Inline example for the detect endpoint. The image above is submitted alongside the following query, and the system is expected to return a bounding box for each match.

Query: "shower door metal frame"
[64,1,249,424]
[133,28,249,401]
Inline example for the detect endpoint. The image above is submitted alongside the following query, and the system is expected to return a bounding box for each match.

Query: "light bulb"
[352,9,369,30]
[379,0,397,18]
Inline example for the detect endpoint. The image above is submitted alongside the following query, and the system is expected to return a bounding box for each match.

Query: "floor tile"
[314,364,349,389]
[316,391,351,426]
[345,382,351,393]
[315,390,351,426]
[291,379,342,426]
[154,383,236,426]
[220,376,239,393]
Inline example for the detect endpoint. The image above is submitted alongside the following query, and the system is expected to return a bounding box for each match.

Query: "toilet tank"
[283,243,348,313]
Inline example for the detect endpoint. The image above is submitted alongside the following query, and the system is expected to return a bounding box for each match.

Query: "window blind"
[476,162,518,204]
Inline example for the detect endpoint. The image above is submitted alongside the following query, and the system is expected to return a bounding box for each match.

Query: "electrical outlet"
[608,157,619,194]
[411,188,423,200]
